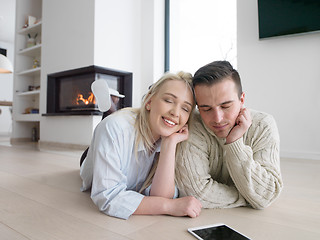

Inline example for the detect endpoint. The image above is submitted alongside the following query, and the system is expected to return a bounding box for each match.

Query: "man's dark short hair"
[193,60,242,99]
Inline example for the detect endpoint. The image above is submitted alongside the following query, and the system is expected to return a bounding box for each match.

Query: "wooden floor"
[0,141,319,240]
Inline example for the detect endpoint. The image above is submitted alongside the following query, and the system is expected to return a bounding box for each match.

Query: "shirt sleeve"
[144,184,179,199]
[223,114,283,209]
[175,120,247,208]
[89,119,144,220]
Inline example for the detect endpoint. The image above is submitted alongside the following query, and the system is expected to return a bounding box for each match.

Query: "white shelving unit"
[18,20,42,35]
[12,0,42,142]
[17,67,41,77]
[18,44,42,57]
[17,89,40,96]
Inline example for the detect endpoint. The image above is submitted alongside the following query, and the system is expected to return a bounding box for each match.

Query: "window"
[167,0,237,74]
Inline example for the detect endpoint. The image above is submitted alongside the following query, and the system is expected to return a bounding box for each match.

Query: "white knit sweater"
[175,109,283,209]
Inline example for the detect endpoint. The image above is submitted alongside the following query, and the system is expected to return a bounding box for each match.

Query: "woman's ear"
[145,93,153,110]
[145,99,151,110]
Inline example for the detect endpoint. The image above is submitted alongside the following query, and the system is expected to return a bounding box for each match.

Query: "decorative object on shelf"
[23,15,37,29]
[33,58,40,68]
[28,85,40,91]
[35,34,41,45]
[0,54,13,73]
[24,107,39,114]
[28,16,36,26]
[26,33,36,48]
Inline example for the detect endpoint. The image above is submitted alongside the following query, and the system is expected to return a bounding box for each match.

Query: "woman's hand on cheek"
[176,124,189,143]
[162,124,189,145]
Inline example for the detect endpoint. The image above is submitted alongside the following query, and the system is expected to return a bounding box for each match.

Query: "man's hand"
[225,108,252,144]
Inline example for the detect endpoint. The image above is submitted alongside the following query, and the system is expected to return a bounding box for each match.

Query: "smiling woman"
[79,70,202,220]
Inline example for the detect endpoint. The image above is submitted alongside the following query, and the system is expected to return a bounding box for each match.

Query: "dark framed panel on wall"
[0,48,7,56]
[258,0,320,39]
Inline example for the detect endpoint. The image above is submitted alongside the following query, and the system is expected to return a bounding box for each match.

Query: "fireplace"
[45,65,132,116]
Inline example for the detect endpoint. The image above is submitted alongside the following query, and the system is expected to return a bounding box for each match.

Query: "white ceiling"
[0,0,16,43]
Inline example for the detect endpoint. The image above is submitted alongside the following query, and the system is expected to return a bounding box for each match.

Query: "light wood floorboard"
[0,144,319,239]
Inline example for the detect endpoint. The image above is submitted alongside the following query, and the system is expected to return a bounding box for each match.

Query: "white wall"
[94,0,164,107]
[40,0,96,146]
[94,0,143,107]
[0,0,15,135]
[0,41,14,135]
[237,1,320,160]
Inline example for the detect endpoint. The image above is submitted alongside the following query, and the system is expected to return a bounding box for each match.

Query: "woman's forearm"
[133,196,202,218]
[149,140,176,198]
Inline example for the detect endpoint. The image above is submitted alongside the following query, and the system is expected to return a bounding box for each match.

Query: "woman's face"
[146,79,194,141]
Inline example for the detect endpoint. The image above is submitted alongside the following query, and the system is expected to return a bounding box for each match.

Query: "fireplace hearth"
[44,65,132,116]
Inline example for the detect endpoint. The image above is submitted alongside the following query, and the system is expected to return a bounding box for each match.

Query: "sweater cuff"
[223,137,246,158]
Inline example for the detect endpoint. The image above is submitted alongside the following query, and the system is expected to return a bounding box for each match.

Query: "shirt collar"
[137,138,162,153]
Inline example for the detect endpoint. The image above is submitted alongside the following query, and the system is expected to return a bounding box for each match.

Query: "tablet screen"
[189,224,250,240]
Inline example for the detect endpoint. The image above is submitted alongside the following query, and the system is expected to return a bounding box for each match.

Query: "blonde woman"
[80,71,202,219]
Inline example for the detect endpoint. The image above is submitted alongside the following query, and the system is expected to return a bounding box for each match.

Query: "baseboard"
[10,137,37,143]
[281,150,320,161]
[39,141,88,151]
[0,132,11,136]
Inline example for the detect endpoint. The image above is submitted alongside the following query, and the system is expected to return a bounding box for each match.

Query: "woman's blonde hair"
[134,71,195,192]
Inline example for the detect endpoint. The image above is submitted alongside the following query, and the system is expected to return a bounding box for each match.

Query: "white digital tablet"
[188,223,251,240]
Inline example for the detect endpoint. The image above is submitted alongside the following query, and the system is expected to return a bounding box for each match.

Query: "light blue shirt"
[80,109,162,219]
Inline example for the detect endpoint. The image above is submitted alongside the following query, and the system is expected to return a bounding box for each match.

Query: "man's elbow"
[250,185,283,210]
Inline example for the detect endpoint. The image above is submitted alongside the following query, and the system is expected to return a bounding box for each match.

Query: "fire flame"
[76,92,96,105]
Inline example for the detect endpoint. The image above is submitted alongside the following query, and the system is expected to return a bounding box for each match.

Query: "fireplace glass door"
[58,73,97,112]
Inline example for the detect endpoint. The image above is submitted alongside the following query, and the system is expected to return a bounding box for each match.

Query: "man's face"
[195,78,244,138]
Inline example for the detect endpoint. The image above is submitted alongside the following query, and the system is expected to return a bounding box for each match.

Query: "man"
[175,61,283,209]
